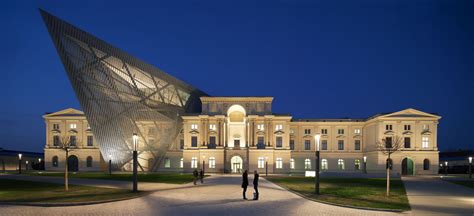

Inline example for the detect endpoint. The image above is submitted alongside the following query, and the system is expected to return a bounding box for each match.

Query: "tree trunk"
[65,150,69,192]
[386,154,390,196]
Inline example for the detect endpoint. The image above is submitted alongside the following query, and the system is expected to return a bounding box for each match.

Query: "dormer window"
[275,124,283,131]
[257,124,264,131]
[304,129,311,135]
[385,124,393,131]
[354,129,361,134]
[209,124,216,131]
[191,124,198,130]
[404,125,411,131]
[70,124,77,129]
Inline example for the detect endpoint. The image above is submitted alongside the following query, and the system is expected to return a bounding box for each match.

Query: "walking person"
[193,169,198,185]
[199,169,204,184]
[253,170,259,200]
[242,170,248,200]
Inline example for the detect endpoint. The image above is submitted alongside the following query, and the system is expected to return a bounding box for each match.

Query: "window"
[423,159,430,170]
[275,124,283,131]
[289,139,295,150]
[304,140,311,150]
[53,135,60,146]
[422,124,429,131]
[69,136,76,146]
[422,137,429,148]
[191,157,198,168]
[86,156,93,167]
[180,158,184,168]
[337,129,344,135]
[290,158,295,169]
[164,158,171,168]
[354,140,361,150]
[338,140,344,150]
[276,137,283,148]
[257,136,264,145]
[321,140,328,150]
[386,124,393,131]
[70,123,77,129]
[354,129,361,134]
[304,158,311,169]
[191,136,198,147]
[321,159,328,170]
[276,158,283,169]
[404,137,411,148]
[404,125,411,131]
[191,124,198,130]
[53,124,59,130]
[258,157,265,168]
[209,124,216,131]
[354,159,361,170]
[234,139,240,147]
[87,136,93,146]
[304,129,311,135]
[209,136,216,145]
[257,124,264,131]
[385,137,393,148]
[180,139,184,149]
[338,159,345,170]
[52,156,58,167]
[321,129,328,135]
[209,157,216,168]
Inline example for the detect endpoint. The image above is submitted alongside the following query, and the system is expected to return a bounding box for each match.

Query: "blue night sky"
[0,0,472,153]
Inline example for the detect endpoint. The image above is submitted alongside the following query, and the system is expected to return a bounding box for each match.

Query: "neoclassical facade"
[44,101,440,175]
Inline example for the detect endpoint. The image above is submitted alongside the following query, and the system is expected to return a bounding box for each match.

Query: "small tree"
[377,135,403,196]
[58,135,76,191]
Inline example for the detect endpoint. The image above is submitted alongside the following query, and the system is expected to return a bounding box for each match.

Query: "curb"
[0,191,151,207]
[265,179,410,213]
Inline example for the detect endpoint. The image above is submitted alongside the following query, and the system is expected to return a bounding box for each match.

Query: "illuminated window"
[275,124,283,131]
[180,158,183,168]
[321,129,328,134]
[354,159,360,170]
[191,157,198,168]
[164,158,171,168]
[209,157,216,168]
[191,124,198,130]
[209,124,216,131]
[321,159,328,170]
[338,159,345,170]
[86,156,93,167]
[70,123,77,129]
[257,124,264,131]
[290,158,295,169]
[354,129,361,134]
[304,158,311,169]
[422,137,429,148]
[258,157,265,168]
[276,158,283,169]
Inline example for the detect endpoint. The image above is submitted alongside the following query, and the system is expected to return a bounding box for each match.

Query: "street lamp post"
[202,156,206,174]
[26,161,29,172]
[265,157,268,177]
[132,133,138,192]
[444,161,448,176]
[314,134,321,195]
[108,154,112,175]
[38,158,42,170]
[18,154,22,174]
[363,156,367,174]
[469,157,472,179]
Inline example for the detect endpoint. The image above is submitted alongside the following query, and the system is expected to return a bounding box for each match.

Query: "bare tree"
[57,135,76,191]
[377,135,403,196]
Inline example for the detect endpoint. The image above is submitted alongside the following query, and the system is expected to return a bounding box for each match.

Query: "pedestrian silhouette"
[199,169,204,184]
[253,170,259,200]
[193,169,198,185]
[242,170,248,200]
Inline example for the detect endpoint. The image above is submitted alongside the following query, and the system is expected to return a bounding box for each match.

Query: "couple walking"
[193,169,204,185]
[241,170,259,200]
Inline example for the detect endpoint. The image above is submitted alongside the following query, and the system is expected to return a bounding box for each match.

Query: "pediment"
[43,108,84,118]
[381,108,440,119]
[274,130,284,135]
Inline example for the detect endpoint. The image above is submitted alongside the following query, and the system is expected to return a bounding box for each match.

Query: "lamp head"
[18,153,22,160]
[314,134,321,151]
[363,156,367,163]
[109,154,112,160]
[469,157,472,163]
[132,133,138,151]
[39,158,42,162]
[444,161,448,166]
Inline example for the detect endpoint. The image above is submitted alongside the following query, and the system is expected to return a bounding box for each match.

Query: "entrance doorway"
[230,156,243,173]
[402,158,414,175]
[68,155,79,172]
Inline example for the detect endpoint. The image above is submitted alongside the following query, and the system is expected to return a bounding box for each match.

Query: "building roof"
[43,108,85,118]
[0,148,43,157]
[200,96,273,103]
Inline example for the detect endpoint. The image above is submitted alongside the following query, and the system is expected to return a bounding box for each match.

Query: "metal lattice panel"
[40,9,207,170]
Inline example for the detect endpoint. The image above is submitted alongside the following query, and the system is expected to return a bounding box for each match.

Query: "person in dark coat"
[199,169,204,184]
[193,169,198,185]
[253,170,259,200]
[241,170,249,200]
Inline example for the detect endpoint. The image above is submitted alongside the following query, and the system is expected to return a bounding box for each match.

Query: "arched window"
[209,157,216,168]
[304,158,311,170]
[423,159,430,170]
[338,159,345,170]
[180,158,184,168]
[86,156,93,167]
[290,158,295,169]
[52,156,58,167]
[354,159,361,170]
[321,159,328,170]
